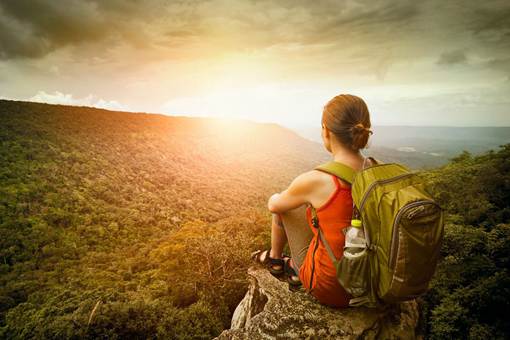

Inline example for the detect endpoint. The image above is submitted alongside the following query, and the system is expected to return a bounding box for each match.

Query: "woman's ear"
[321,124,332,153]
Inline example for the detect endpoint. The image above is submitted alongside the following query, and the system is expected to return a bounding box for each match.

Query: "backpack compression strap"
[314,161,356,184]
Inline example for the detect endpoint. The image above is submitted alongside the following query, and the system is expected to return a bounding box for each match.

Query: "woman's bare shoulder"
[289,170,332,191]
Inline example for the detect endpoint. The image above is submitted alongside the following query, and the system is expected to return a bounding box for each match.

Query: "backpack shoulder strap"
[314,161,356,184]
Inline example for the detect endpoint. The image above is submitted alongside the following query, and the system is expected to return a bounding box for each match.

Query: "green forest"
[0,100,509,339]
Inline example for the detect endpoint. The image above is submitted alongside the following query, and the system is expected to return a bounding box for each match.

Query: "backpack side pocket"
[336,247,370,298]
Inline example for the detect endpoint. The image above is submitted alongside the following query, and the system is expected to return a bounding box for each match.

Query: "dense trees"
[421,145,510,339]
[0,100,325,339]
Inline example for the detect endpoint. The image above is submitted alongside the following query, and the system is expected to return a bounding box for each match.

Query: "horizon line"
[1,98,509,129]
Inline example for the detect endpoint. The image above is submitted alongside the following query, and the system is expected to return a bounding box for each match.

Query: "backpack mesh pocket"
[336,248,370,298]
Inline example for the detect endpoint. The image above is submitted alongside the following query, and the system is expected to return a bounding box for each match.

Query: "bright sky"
[1,0,509,129]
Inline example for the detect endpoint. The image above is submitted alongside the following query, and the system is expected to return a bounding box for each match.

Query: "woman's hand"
[267,171,317,214]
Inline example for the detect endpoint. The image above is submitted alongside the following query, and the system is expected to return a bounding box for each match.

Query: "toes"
[259,249,269,262]
[251,249,270,264]
[250,250,262,261]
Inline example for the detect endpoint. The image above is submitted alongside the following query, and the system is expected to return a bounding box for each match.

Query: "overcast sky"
[1,0,509,128]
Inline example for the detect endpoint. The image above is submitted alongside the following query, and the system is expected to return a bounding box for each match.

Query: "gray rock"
[216,267,420,339]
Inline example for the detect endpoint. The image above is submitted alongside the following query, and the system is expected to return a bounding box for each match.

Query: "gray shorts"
[273,204,314,270]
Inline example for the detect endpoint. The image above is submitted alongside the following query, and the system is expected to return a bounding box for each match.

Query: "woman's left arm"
[267,171,316,214]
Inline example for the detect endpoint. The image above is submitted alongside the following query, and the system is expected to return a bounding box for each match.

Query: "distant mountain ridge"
[6,99,506,169]
[294,125,510,169]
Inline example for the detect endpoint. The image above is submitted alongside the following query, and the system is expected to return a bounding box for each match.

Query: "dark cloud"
[437,50,468,66]
[0,1,104,58]
[0,8,49,59]
[485,57,510,79]
[468,2,510,39]
[0,0,166,59]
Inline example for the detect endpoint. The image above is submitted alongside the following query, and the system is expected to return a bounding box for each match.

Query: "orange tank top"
[299,175,352,307]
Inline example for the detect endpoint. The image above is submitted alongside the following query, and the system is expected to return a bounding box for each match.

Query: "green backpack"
[310,158,444,307]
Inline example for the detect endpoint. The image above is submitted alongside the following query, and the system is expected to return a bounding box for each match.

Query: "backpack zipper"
[388,200,440,270]
[351,162,408,186]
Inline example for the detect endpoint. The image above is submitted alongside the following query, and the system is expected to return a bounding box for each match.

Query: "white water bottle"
[344,219,367,259]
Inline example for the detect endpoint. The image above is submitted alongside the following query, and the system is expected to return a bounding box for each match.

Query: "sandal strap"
[269,256,284,266]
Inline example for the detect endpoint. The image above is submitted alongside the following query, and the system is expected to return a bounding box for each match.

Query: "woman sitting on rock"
[252,94,375,307]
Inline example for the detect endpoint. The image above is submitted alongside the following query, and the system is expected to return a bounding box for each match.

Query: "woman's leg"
[273,205,314,271]
[260,213,288,272]
[270,213,288,260]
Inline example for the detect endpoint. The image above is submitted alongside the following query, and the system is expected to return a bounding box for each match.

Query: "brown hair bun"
[351,123,373,150]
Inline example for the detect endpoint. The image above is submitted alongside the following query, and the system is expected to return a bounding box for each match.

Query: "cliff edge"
[216,267,420,339]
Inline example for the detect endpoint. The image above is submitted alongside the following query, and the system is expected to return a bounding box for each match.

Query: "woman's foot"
[251,249,288,276]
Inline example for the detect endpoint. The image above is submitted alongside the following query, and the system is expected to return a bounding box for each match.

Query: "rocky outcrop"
[216,267,420,339]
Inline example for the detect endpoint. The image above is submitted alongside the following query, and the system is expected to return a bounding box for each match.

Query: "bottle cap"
[351,219,362,227]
